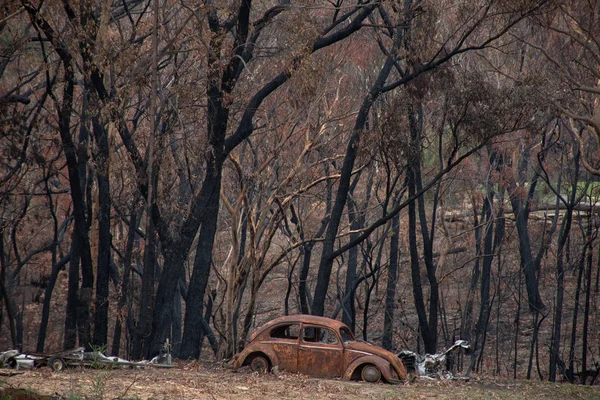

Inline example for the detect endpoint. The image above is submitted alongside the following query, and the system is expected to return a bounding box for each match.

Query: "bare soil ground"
[2,362,599,400]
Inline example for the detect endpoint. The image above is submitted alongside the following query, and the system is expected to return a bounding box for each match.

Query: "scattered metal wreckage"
[398,340,471,379]
[0,340,174,371]
[227,314,408,384]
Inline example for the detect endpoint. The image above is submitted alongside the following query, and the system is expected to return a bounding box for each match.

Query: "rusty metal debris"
[0,340,174,371]
[398,340,471,379]
[227,314,408,384]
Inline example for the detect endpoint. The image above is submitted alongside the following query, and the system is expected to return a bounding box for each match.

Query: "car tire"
[49,356,67,372]
[249,355,270,373]
[361,364,381,383]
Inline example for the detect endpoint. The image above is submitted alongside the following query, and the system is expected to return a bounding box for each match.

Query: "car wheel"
[361,364,381,383]
[250,355,270,373]
[49,356,67,372]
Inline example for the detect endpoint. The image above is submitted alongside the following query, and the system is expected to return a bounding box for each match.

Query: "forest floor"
[1,361,600,400]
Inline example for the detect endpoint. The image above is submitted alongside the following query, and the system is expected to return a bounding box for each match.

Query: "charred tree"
[382,212,400,351]
[175,3,377,359]
[549,144,581,382]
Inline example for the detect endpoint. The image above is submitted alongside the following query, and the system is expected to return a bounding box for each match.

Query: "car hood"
[345,340,407,379]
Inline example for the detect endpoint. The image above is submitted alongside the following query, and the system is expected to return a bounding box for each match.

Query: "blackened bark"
[179,162,223,359]
[410,105,438,353]
[137,0,160,359]
[382,212,400,351]
[284,261,295,316]
[232,211,249,353]
[111,316,121,357]
[467,183,496,375]
[16,312,23,350]
[76,269,94,350]
[299,177,331,315]
[548,143,580,382]
[478,193,495,360]
[0,296,3,341]
[37,255,70,352]
[92,114,111,348]
[462,204,481,344]
[312,125,357,317]
[342,189,360,331]
[66,89,91,351]
[510,201,545,311]
[144,245,181,357]
[112,209,138,357]
[568,243,586,383]
[515,271,521,379]
[509,144,545,312]
[299,246,313,314]
[131,204,156,359]
[172,283,182,358]
[549,230,566,382]
[64,229,79,349]
[76,173,94,351]
[145,146,223,358]
[33,13,96,349]
[581,231,595,383]
[198,290,216,358]
[38,167,70,352]
[408,171,431,352]
[0,228,17,348]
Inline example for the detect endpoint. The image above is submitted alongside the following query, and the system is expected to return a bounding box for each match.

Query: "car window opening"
[302,327,338,345]
[270,324,300,339]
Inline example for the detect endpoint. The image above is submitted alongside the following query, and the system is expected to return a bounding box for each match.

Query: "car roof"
[253,314,350,336]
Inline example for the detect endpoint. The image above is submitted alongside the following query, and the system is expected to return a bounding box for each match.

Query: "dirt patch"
[1,362,599,399]
[0,387,53,399]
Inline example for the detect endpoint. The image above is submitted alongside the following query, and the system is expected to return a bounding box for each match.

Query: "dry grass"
[1,362,599,400]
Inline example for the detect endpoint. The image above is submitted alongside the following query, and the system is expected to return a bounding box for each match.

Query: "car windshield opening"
[340,327,354,342]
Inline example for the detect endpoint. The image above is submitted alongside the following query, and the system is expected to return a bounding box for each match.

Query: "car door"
[266,323,300,372]
[297,325,343,378]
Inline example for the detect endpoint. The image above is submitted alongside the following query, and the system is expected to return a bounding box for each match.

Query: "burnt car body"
[230,315,407,383]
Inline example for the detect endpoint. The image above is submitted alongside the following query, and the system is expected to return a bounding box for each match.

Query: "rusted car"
[230,315,407,383]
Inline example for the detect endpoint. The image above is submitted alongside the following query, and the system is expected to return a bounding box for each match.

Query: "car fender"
[343,355,396,382]
[232,344,279,370]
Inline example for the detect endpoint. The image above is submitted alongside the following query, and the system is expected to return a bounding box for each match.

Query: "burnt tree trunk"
[342,182,360,331]
[408,167,433,352]
[298,245,313,315]
[549,155,579,382]
[410,104,438,354]
[462,197,482,344]
[508,144,545,312]
[568,241,586,383]
[382,212,400,351]
[111,209,138,357]
[198,290,216,358]
[0,227,17,348]
[312,25,399,316]
[92,112,111,348]
[468,177,505,374]
[37,254,70,352]
[581,227,595,384]
[64,229,80,350]
[177,159,223,359]
[53,61,94,351]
